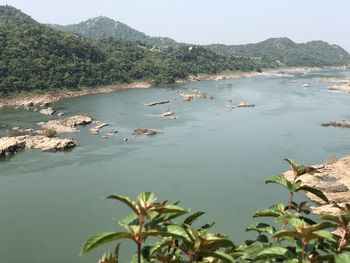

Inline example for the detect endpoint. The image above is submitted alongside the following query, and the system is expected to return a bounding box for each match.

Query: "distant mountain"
[50,17,350,67]
[205,38,350,67]
[0,5,36,23]
[49,16,180,47]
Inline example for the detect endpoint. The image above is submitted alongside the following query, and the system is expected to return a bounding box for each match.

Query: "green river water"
[0,70,350,263]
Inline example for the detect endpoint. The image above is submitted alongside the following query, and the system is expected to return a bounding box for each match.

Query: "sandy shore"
[0,67,322,108]
[0,81,152,108]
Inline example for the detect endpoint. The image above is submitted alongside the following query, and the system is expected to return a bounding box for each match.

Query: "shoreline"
[0,66,330,108]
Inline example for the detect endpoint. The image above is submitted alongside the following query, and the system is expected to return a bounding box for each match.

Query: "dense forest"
[205,38,350,67]
[0,5,259,94]
[52,16,350,68]
[49,16,180,47]
[1,5,350,95]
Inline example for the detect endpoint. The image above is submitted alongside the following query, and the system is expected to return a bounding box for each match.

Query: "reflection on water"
[0,70,350,263]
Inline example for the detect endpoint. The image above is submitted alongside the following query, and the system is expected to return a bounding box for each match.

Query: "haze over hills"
[49,16,180,47]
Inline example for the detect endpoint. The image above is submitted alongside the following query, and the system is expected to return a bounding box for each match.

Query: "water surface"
[1,70,350,263]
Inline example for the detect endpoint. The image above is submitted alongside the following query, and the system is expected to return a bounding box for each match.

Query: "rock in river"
[321,120,350,128]
[144,100,170,106]
[0,135,77,158]
[159,111,174,117]
[89,122,110,134]
[39,107,56,115]
[37,115,93,134]
[179,90,208,102]
[236,102,255,108]
[133,128,161,136]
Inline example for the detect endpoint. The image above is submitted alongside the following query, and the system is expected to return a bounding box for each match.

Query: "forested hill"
[50,17,350,67]
[0,5,259,94]
[49,16,180,47]
[205,38,350,67]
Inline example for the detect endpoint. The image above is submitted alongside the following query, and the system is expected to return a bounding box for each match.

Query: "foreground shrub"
[81,159,350,262]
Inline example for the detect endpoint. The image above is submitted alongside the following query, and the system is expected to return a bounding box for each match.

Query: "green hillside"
[0,5,259,94]
[49,16,180,47]
[205,38,350,67]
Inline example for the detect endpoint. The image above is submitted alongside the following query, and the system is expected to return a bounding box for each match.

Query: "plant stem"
[301,239,306,261]
[288,192,294,212]
[137,242,141,263]
[136,215,144,263]
[337,228,347,252]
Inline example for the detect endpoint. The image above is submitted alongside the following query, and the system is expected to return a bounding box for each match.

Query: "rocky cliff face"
[284,156,350,215]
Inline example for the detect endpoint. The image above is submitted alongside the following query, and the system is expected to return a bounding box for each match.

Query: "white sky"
[2,0,350,51]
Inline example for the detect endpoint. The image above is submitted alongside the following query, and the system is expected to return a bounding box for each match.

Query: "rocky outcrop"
[179,90,208,102]
[226,104,235,110]
[90,122,109,134]
[144,100,170,106]
[0,138,26,158]
[236,102,255,108]
[284,156,350,215]
[319,77,350,93]
[321,120,350,128]
[37,116,93,134]
[133,128,161,136]
[39,107,56,115]
[159,111,174,117]
[0,135,77,158]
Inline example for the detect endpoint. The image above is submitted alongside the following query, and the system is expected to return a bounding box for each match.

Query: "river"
[1,70,350,263]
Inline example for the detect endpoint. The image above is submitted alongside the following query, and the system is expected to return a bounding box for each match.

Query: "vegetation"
[50,17,350,68]
[1,6,350,95]
[81,159,350,262]
[205,38,350,67]
[49,16,180,47]
[0,5,260,95]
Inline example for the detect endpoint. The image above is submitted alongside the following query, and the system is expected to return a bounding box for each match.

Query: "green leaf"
[165,224,192,242]
[266,175,293,191]
[270,203,286,212]
[202,250,235,262]
[183,211,206,225]
[253,208,283,218]
[285,158,298,171]
[335,252,350,263]
[204,237,235,249]
[137,192,157,207]
[255,246,289,260]
[298,185,329,203]
[311,222,337,231]
[288,217,305,229]
[200,221,216,230]
[117,213,138,228]
[107,194,139,214]
[273,230,301,239]
[152,204,187,214]
[283,259,299,263]
[246,223,276,235]
[80,232,131,255]
[313,230,337,243]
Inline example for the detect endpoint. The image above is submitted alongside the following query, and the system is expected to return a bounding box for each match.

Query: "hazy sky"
[2,0,350,51]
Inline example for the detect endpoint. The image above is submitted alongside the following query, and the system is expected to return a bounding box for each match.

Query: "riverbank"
[0,81,152,108]
[0,67,322,108]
